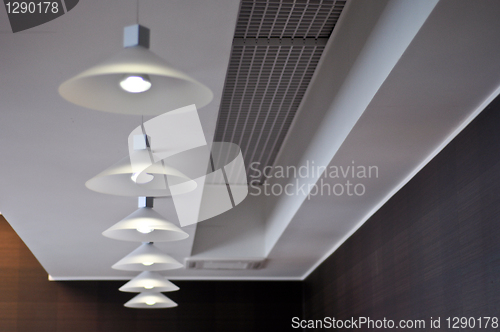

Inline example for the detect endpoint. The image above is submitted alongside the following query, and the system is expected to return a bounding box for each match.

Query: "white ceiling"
[1,0,500,281]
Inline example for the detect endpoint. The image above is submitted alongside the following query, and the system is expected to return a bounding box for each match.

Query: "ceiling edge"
[300,83,500,281]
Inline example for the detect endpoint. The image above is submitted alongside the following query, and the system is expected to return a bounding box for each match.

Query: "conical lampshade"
[85,156,197,197]
[119,271,179,293]
[102,207,188,242]
[124,292,177,309]
[112,243,183,271]
[59,45,213,115]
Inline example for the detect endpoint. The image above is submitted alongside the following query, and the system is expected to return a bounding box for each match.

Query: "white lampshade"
[59,44,213,115]
[102,207,188,242]
[124,292,177,309]
[119,271,179,293]
[85,156,197,197]
[112,243,183,271]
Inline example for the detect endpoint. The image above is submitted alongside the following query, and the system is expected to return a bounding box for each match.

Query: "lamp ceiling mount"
[124,24,149,48]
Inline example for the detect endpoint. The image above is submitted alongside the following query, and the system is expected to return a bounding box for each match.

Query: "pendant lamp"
[124,292,177,309]
[59,24,213,115]
[112,242,183,271]
[119,271,179,293]
[102,198,188,242]
[85,155,197,197]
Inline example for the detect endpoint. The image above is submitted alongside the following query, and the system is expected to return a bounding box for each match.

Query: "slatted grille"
[235,0,345,38]
[215,0,346,183]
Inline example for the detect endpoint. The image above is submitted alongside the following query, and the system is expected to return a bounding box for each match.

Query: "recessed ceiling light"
[120,74,151,93]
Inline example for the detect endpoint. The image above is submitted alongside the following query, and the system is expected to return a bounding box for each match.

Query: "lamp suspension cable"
[136,0,139,25]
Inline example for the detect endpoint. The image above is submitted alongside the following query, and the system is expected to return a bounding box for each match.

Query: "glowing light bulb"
[145,300,156,306]
[142,261,154,266]
[144,285,154,290]
[120,74,151,93]
[131,172,155,184]
[137,227,154,234]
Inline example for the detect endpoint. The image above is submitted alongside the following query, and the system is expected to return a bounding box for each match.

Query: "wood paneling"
[304,96,500,329]
[0,218,302,331]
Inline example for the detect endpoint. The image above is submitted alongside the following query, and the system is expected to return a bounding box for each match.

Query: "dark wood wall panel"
[304,96,500,329]
[0,217,302,331]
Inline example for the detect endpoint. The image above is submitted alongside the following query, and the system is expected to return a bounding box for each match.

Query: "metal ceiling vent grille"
[215,0,346,183]
[185,259,265,270]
